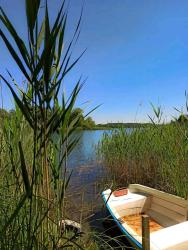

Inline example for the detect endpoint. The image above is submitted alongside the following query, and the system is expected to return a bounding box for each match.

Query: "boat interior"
[111,184,188,229]
[103,184,188,249]
[120,213,163,236]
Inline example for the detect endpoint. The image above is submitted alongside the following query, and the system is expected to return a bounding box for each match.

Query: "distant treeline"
[97,114,188,128]
[0,109,150,130]
[0,108,96,130]
[96,122,151,129]
[1,108,188,130]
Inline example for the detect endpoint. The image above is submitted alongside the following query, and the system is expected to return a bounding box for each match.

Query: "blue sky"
[0,0,188,123]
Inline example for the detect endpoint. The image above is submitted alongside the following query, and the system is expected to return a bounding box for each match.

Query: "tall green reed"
[0,0,88,248]
[98,107,188,199]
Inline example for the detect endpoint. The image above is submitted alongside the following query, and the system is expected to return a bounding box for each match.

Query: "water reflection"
[67,130,109,188]
[66,130,108,224]
[66,129,131,249]
[68,130,107,168]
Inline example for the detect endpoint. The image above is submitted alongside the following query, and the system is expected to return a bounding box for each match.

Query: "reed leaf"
[18,141,31,198]
[37,19,45,52]
[0,8,31,69]
[25,0,41,44]
[0,30,30,81]
[1,194,27,234]
[0,75,34,129]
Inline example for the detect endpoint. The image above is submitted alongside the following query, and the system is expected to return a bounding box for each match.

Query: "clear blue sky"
[0,0,188,123]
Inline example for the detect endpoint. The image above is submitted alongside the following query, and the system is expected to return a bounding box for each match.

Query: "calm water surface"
[67,130,131,249]
[67,130,108,228]
[68,130,108,187]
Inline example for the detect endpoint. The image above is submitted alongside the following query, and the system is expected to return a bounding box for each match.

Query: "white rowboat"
[102,184,188,250]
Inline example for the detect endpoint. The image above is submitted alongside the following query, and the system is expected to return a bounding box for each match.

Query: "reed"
[98,109,188,199]
[0,0,95,249]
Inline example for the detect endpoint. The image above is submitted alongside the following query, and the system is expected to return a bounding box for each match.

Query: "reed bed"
[0,1,123,248]
[0,1,101,249]
[98,120,188,199]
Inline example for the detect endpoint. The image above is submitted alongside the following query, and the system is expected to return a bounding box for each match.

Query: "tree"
[70,108,96,129]
[84,116,95,129]
[70,108,84,127]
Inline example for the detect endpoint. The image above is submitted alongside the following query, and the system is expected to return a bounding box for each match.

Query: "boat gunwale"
[102,191,143,250]
[129,184,188,208]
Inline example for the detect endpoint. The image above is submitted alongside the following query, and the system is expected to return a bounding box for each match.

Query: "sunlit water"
[66,130,132,249]
[66,130,109,228]
[68,130,107,188]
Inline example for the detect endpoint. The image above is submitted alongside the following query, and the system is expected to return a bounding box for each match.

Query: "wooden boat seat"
[120,213,163,237]
[147,209,177,227]
[129,184,188,227]
[146,196,188,227]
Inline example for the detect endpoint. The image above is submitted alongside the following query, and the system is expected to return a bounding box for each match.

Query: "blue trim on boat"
[102,191,143,249]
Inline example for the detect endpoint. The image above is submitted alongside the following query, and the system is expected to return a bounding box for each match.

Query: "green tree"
[70,108,84,127]
[70,108,96,129]
[84,116,95,129]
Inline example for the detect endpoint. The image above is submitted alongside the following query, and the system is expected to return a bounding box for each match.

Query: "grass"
[97,112,188,199]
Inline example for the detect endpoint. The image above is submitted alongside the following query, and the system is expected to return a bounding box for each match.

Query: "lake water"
[68,128,132,188]
[66,130,108,229]
[68,130,107,186]
[66,130,131,249]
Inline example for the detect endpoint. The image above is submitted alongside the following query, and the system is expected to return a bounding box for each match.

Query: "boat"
[102,184,188,250]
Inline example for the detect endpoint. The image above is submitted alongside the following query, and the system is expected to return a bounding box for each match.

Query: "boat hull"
[102,191,143,249]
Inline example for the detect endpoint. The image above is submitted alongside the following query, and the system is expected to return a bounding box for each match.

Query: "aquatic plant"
[98,106,188,199]
[0,0,89,248]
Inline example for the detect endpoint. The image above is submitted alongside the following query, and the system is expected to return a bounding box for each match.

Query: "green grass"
[98,121,188,199]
